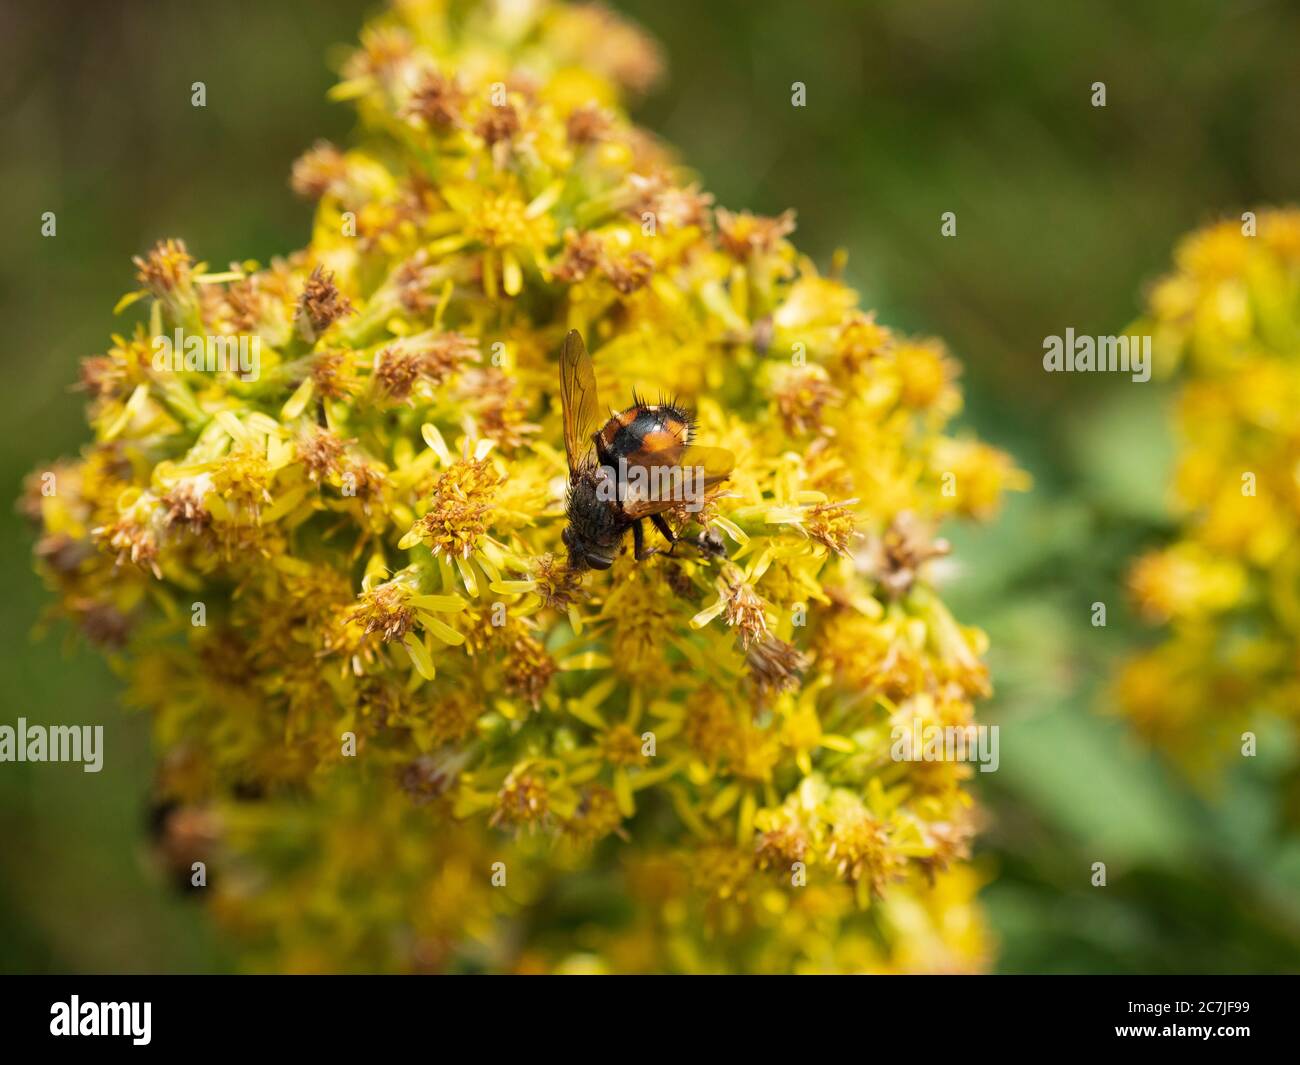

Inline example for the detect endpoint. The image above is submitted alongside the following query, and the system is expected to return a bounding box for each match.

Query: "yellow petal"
[408,594,466,612]
[420,613,465,646]
[281,376,315,421]
[113,289,149,315]
[707,783,741,820]
[421,423,452,465]
[525,181,563,218]
[489,579,536,595]
[502,250,523,297]
[215,410,252,446]
[690,598,726,628]
[559,652,612,671]
[614,770,635,817]
[262,483,310,523]
[473,549,500,583]
[454,555,479,597]
[711,515,748,546]
[402,632,436,680]
[564,699,606,730]
[737,790,757,844]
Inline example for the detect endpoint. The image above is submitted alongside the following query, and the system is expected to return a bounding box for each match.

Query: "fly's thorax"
[564,467,626,569]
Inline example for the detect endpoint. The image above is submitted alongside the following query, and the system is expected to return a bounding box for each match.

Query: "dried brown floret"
[290,141,349,200]
[403,70,467,129]
[297,267,354,341]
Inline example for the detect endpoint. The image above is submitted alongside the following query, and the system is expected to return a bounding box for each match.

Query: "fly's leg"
[650,513,680,556]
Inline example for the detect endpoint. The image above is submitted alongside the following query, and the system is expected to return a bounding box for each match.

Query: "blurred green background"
[3,0,1299,972]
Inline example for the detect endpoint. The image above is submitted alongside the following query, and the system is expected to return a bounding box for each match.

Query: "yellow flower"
[26,0,1024,974]
[1116,208,1300,788]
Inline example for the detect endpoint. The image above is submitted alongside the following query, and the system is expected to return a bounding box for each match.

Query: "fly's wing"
[620,444,735,519]
[559,330,602,474]
[681,444,735,492]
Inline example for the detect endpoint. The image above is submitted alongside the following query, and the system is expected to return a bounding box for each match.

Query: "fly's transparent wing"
[620,444,735,519]
[559,330,602,473]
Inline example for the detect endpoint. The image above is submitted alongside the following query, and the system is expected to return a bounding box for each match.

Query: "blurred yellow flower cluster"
[1117,209,1300,782]
[25,0,1023,972]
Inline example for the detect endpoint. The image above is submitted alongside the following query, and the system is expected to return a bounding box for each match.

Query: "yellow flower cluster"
[25,0,1024,973]
[1117,209,1300,781]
